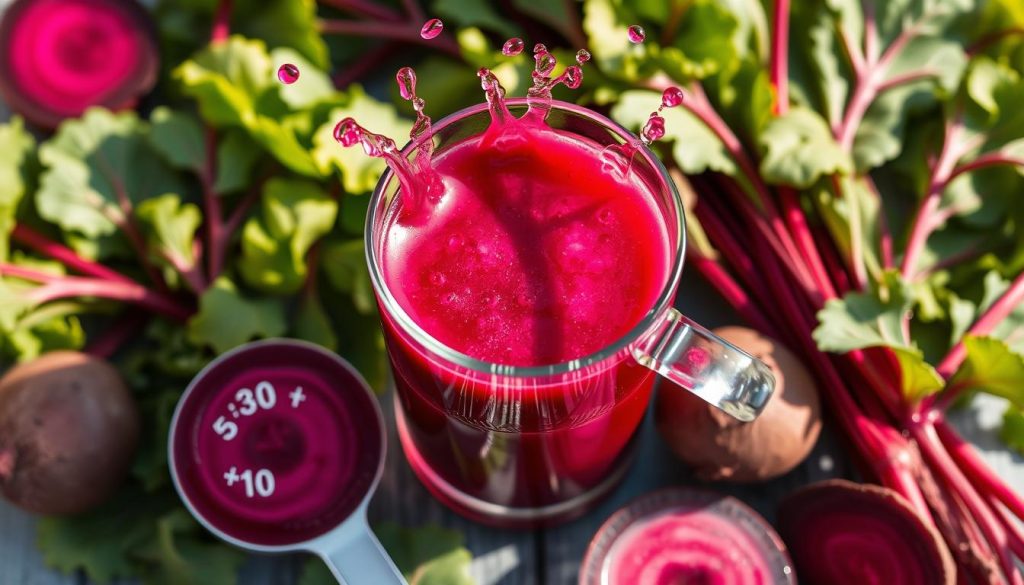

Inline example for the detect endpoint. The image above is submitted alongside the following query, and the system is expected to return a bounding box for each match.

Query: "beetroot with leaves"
[778,479,955,585]
[0,0,159,128]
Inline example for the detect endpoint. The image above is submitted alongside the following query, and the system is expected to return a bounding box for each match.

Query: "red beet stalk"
[677,2,1024,581]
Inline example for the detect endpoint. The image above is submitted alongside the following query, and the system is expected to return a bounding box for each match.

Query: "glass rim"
[364,98,686,377]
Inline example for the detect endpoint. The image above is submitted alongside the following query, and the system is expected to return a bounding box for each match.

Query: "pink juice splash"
[342,47,676,523]
[170,342,383,546]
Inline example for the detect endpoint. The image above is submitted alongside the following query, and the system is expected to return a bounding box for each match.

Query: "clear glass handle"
[633,308,776,422]
[319,514,407,585]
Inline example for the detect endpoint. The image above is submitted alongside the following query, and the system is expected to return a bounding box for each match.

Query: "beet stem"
[211,0,232,44]
[936,420,1024,521]
[900,118,965,282]
[991,495,1024,562]
[318,18,462,59]
[967,27,1024,55]
[702,174,932,516]
[202,127,223,282]
[913,420,1018,582]
[318,0,403,22]
[769,0,790,116]
[95,156,170,292]
[933,269,1024,382]
[0,263,192,321]
[11,224,135,284]
[687,254,779,338]
[863,176,895,270]
[834,12,925,151]
[779,187,837,298]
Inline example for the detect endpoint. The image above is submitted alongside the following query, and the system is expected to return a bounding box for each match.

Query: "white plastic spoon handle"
[320,515,407,585]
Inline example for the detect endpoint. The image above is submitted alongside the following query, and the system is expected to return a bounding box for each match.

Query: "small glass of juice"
[366,99,776,526]
[169,339,404,584]
[580,488,795,585]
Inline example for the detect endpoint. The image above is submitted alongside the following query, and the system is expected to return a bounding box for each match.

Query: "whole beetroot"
[0,351,140,515]
[656,326,822,482]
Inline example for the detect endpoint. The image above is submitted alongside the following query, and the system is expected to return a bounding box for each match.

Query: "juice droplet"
[277,63,299,84]
[333,118,395,156]
[627,25,646,44]
[563,65,583,89]
[534,49,557,76]
[478,67,512,125]
[420,18,443,39]
[395,67,432,149]
[394,67,442,200]
[396,66,418,100]
[641,113,666,144]
[661,86,685,108]
[502,37,525,56]
[524,43,589,121]
[333,118,360,147]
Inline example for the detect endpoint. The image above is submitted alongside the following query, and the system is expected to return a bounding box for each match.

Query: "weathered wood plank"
[0,504,79,585]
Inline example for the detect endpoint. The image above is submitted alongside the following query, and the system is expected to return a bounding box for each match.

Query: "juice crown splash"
[329,39,598,212]
[321,24,693,201]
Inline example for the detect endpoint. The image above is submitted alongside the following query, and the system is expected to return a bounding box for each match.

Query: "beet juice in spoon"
[170,340,404,584]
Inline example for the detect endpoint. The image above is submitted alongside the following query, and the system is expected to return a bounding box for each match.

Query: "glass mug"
[365,99,775,526]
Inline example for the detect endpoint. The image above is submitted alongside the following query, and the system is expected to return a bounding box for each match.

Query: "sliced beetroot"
[778,479,955,585]
[0,0,159,128]
[580,488,795,585]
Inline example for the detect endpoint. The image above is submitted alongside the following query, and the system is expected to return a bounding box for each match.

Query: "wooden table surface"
[3,270,1024,585]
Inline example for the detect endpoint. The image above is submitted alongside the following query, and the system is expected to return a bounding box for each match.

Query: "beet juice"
[379,117,669,517]
[350,43,774,524]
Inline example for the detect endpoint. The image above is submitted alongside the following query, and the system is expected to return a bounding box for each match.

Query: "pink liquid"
[607,510,776,584]
[581,490,793,585]
[384,123,666,365]
[171,343,382,546]
[380,118,671,520]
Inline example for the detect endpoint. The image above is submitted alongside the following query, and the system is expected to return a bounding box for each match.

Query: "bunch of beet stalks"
[656,3,1024,583]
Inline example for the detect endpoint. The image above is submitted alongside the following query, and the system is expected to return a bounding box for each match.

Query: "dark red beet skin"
[0,0,159,128]
[778,479,956,585]
[0,351,140,515]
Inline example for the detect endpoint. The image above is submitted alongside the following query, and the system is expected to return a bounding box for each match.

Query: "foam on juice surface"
[382,122,669,366]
